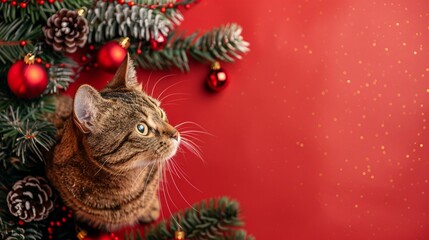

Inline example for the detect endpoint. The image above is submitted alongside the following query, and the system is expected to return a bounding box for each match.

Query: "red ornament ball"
[19,2,27,8]
[97,41,127,73]
[150,34,167,51]
[7,60,48,99]
[207,63,228,92]
[19,40,26,47]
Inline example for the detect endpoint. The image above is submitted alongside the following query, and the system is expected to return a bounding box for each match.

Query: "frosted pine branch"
[87,2,173,43]
[190,23,250,63]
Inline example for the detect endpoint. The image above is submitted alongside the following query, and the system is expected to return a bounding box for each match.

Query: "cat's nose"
[170,131,180,141]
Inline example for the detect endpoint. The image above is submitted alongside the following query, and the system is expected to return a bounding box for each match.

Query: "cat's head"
[72,54,180,169]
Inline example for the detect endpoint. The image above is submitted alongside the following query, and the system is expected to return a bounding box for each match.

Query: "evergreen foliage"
[0,0,250,239]
[125,198,254,240]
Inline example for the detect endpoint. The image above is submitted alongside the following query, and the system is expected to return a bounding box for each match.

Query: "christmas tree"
[0,0,251,239]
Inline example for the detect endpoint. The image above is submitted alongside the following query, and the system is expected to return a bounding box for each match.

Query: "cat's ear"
[104,53,143,91]
[73,84,103,133]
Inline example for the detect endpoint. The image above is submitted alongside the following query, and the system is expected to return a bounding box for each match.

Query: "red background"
[67,0,429,239]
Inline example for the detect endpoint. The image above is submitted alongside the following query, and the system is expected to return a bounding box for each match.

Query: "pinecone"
[7,176,54,222]
[43,8,89,53]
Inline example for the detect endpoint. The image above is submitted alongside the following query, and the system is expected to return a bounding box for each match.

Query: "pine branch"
[190,23,250,63]
[0,0,92,23]
[133,32,196,71]
[125,197,252,240]
[87,1,173,44]
[0,18,40,64]
[0,107,56,166]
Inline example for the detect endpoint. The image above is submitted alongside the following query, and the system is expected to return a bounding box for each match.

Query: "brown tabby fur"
[46,55,180,231]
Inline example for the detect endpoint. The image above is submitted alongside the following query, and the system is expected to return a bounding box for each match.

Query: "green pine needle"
[125,197,253,240]
[190,23,250,63]
[0,0,92,23]
[87,1,173,43]
[0,107,56,166]
[0,18,40,64]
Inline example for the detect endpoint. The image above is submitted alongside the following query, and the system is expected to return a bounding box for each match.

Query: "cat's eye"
[136,123,149,135]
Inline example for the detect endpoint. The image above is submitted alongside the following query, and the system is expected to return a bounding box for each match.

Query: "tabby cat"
[46,54,180,230]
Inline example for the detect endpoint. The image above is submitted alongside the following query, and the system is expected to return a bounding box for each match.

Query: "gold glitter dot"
[354,204,359,208]
[420,144,424,148]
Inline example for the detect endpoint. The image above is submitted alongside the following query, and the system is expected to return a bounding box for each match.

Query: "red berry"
[18,220,24,226]
[38,0,44,4]
[47,227,53,234]
[117,0,124,4]
[89,45,95,50]
[137,49,142,54]
[81,56,87,62]
[62,206,67,211]
[185,4,191,9]
[168,3,173,8]
[19,40,26,47]
[48,0,54,3]
[127,1,134,6]
[45,63,51,68]
[56,221,61,227]
[149,4,155,9]
[62,217,67,223]
[10,1,17,6]
[160,7,166,12]
[1,0,7,3]
[19,2,26,8]
[50,221,55,226]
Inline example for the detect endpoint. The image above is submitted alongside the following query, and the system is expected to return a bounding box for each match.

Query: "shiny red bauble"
[207,66,228,92]
[150,34,167,51]
[7,60,48,99]
[97,41,127,73]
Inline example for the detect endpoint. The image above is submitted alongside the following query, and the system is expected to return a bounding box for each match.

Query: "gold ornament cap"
[24,53,35,65]
[76,230,88,240]
[76,7,87,16]
[175,230,185,240]
[211,61,221,70]
[119,37,131,49]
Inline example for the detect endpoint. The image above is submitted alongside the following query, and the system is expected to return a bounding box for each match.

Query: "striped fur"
[46,55,179,231]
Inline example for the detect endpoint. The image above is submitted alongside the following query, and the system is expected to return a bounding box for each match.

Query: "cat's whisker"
[175,121,209,131]
[144,70,154,93]
[166,165,199,212]
[159,93,189,103]
[142,162,157,193]
[156,80,186,100]
[169,159,202,193]
[180,138,205,164]
[160,170,183,230]
[181,137,204,153]
[180,133,204,142]
[150,74,177,97]
[131,163,153,188]
[179,130,214,136]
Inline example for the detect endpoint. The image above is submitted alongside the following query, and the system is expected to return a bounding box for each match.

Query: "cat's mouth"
[155,138,180,162]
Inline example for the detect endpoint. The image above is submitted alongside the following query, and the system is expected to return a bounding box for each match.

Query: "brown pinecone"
[7,176,54,222]
[43,8,89,53]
